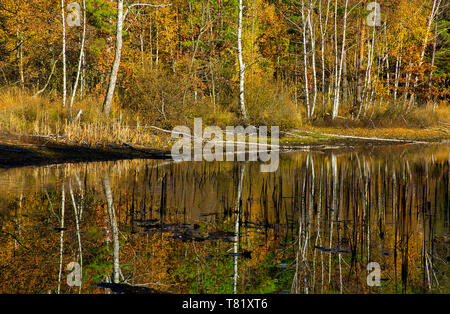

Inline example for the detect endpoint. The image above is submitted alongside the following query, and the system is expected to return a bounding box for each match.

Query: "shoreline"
[0,135,172,169]
[1,128,448,169]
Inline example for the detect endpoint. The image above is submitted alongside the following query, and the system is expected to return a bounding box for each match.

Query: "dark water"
[0,144,448,294]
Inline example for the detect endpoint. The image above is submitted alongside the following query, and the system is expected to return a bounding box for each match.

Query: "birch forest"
[0,0,449,130]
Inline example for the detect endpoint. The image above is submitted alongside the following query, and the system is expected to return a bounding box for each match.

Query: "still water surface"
[0,144,448,294]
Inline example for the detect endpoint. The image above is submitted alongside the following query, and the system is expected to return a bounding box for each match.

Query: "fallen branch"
[281,131,310,139]
[141,125,280,147]
[34,58,59,97]
[72,109,83,123]
[291,129,429,144]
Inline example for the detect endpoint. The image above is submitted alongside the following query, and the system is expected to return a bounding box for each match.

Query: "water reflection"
[0,144,448,294]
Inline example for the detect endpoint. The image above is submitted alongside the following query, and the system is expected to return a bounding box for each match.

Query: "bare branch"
[123,2,172,22]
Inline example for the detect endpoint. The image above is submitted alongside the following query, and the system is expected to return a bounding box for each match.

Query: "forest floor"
[0,125,448,168]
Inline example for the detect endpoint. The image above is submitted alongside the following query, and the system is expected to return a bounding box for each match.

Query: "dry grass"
[0,88,171,148]
[313,99,450,129]
[299,125,450,142]
[0,88,448,148]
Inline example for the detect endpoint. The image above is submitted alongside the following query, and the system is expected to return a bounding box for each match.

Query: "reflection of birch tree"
[329,153,337,284]
[103,174,121,284]
[304,155,314,293]
[233,163,246,294]
[57,184,65,294]
[292,155,314,293]
[291,163,305,294]
[13,191,23,258]
[69,180,83,293]
[318,163,325,293]
[337,163,344,294]
[74,173,85,220]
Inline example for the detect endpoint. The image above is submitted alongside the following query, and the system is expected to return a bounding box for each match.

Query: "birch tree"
[332,0,348,119]
[61,0,67,107]
[102,0,124,116]
[69,0,87,112]
[237,0,248,121]
[408,0,442,108]
[307,0,318,118]
[301,0,310,118]
[103,1,172,116]
[319,0,331,114]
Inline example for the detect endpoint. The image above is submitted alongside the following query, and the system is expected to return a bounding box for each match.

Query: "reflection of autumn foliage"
[120,234,176,292]
[0,145,448,293]
[0,193,72,293]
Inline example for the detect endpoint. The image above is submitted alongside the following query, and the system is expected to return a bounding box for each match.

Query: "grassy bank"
[0,89,449,167]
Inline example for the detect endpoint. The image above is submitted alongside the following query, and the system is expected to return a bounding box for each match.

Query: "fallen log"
[291,129,429,144]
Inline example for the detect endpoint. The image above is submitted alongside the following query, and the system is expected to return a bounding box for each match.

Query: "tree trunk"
[409,0,442,108]
[332,0,338,118]
[17,30,24,89]
[103,0,124,116]
[360,16,376,118]
[342,51,348,106]
[237,0,248,121]
[393,42,402,103]
[356,3,366,113]
[319,0,331,115]
[61,0,67,107]
[332,0,348,119]
[308,0,317,118]
[301,0,310,118]
[69,0,87,112]
[428,22,437,107]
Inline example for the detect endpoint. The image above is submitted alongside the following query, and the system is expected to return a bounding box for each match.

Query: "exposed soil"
[0,132,172,168]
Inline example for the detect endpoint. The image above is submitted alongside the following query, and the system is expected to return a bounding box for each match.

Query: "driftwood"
[142,125,279,148]
[281,131,310,139]
[291,129,429,144]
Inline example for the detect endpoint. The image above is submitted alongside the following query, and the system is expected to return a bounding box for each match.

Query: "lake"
[0,143,448,294]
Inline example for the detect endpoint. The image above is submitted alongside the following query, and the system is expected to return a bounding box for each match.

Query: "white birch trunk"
[409,0,442,107]
[69,0,87,112]
[308,0,317,118]
[319,0,331,114]
[361,18,376,117]
[61,0,67,107]
[332,0,338,117]
[237,0,248,121]
[17,30,24,89]
[103,0,124,116]
[301,0,310,118]
[332,0,348,119]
